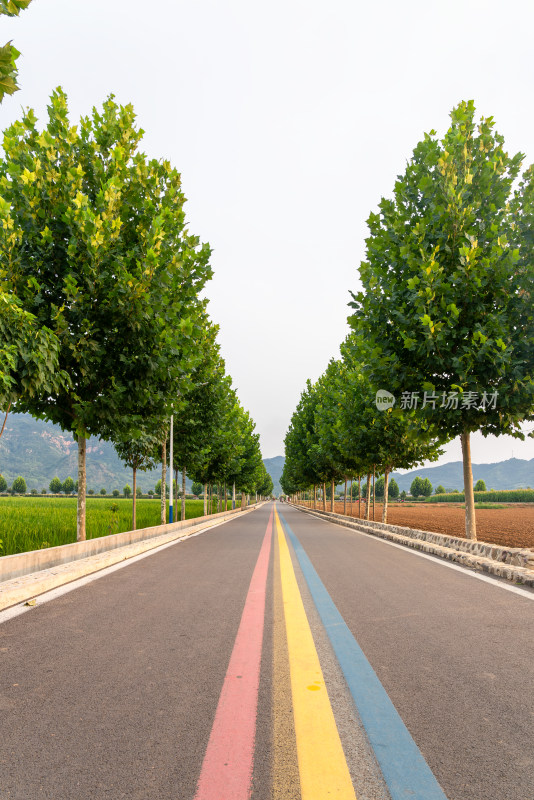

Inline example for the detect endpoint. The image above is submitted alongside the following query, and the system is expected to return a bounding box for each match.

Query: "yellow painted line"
[272,517,301,800]
[274,507,357,800]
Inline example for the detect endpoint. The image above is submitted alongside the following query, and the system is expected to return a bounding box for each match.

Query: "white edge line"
[0,515,240,626]
[299,508,534,601]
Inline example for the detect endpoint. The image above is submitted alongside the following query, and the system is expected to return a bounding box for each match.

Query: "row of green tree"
[0,3,273,537]
[282,101,534,539]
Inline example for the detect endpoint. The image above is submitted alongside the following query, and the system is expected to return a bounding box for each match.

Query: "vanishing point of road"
[1,502,533,800]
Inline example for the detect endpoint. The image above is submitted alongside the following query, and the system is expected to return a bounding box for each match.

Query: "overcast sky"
[2,0,534,464]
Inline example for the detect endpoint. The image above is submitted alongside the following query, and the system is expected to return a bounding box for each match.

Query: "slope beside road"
[0,501,532,799]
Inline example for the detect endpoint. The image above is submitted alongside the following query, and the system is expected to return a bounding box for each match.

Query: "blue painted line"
[278,510,448,800]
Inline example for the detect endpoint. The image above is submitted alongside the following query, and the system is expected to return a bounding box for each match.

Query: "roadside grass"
[0,497,234,556]
[426,489,534,503]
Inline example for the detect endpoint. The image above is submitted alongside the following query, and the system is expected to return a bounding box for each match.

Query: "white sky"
[2,0,534,463]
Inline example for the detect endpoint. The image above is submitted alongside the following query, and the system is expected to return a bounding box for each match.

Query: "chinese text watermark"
[375,389,498,412]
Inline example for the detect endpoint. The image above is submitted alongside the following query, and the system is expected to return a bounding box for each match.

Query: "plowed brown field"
[304,501,534,550]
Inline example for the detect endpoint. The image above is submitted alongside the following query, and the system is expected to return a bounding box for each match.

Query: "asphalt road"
[0,501,532,800]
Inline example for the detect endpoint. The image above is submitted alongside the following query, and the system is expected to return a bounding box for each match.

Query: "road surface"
[0,502,532,799]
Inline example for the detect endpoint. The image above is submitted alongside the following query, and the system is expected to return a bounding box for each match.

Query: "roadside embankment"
[290,504,534,588]
[0,504,263,611]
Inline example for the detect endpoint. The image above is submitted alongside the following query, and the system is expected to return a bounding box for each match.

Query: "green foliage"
[62,476,74,494]
[191,481,203,497]
[427,489,534,503]
[0,496,216,554]
[0,294,69,413]
[435,484,446,494]
[154,479,167,496]
[113,425,162,512]
[49,476,62,494]
[10,474,25,493]
[112,489,120,497]
[40,487,46,494]
[0,473,6,491]
[0,1,32,104]
[374,476,385,498]
[420,478,433,496]
[0,89,213,540]
[373,476,400,499]
[88,489,94,495]
[410,476,433,497]
[255,466,274,497]
[282,379,336,495]
[0,1,32,16]
[100,488,106,496]
[400,490,407,501]
[474,479,487,492]
[123,484,132,498]
[136,486,142,498]
[108,502,119,535]
[349,100,534,442]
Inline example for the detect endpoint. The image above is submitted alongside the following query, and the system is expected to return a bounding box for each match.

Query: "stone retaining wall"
[292,505,534,588]
[0,504,254,584]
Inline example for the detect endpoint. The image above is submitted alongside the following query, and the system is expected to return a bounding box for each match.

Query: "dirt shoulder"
[322,501,534,550]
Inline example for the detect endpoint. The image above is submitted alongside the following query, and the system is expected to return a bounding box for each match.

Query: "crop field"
[300,500,534,550]
[0,497,234,556]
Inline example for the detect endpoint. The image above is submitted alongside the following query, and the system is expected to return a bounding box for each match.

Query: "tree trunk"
[169,415,173,523]
[358,475,361,518]
[241,491,246,510]
[232,481,236,510]
[313,484,317,509]
[0,402,11,440]
[322,482,326,511]
[344,477,347,516]
[77,435,87,541]
[175,468,179,520]
[132,466,137,530]
[365,473,371,520]
[461,430,477,540]
[331,479,335,512]
[160,439,166,525]
[382,467,389,523]
[372,466,376,521]
[203,483,207,516]
[182,466,186,521]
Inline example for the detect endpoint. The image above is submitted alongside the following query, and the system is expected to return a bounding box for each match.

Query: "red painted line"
[193,508,273,800]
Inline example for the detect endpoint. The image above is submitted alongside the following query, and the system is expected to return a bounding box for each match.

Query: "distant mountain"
[390,458,534,492]
[263,455,285,496]
[260,455,534,495]
[3,415,532,496]
[0,412,182,493]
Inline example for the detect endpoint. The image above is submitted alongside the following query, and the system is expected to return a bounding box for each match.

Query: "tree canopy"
[349,100,534,537]
[0,0,32,104]
[1,89,212,538]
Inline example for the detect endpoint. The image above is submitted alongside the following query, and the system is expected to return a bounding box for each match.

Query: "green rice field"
[0,497,235,556]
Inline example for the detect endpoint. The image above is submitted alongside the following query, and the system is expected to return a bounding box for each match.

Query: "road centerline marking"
[274,506,357,800]
[278,508,448,800]
[193,508,273,800]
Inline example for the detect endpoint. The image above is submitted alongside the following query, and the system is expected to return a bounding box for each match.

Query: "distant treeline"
[427,489,534,503]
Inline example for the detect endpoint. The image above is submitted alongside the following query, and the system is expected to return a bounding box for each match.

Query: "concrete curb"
[0,504,262,612]
[290,505,534,588]
[0,504,259,583]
